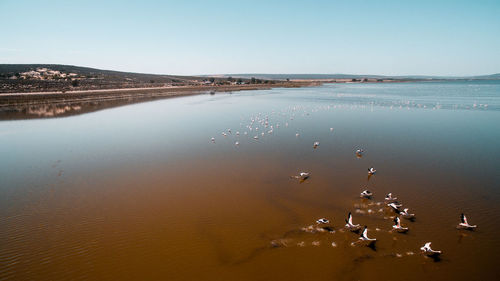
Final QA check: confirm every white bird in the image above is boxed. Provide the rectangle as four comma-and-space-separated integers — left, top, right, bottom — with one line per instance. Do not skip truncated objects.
385, 193, 398, 202
420, 242, 441, 256
400, 208, 415, 219
291, 172, 310, 181
368, 167, 376, 175
211, 137, 215, 142
313, 141, 320, 148
359, 226, 377, 245
253, 135, 259, 140
388, 202, 402, 212
227, 129, 231, 134
316, 218, 329, 224
345, 212, 361, 231
457, 213, 477, 230
392, 217, 409, 233
299, 172, 310, 179
360, 190, 373, 198
235, 141, 239, 146
222, 132, 227, 137
236, 131, 240, 136
330, 128, 334, 132
296, 133, 300, 137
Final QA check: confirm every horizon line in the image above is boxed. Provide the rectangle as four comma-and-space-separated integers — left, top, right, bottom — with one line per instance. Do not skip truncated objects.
0, 63, 498, 78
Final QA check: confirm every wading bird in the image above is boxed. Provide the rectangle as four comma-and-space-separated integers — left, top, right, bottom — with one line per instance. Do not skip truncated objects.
420, 242, 441, 257
400, 208, 415, 220
360, 190, 373, 199
316, 218, 329, 224
457, 213, 477, 230
358, 226, 377, 246
392, 217, 409, 233
345, 212, 361, 231
385, 193, 397, 202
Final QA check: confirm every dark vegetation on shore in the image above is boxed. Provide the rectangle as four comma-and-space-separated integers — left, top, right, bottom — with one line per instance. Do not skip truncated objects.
0, 64, 282, 93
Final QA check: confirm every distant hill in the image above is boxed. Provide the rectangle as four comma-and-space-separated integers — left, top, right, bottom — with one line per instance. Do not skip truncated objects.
0, 64, 202, 83
0, 64, 231, 93
216, 73, 500, 81
212, 74, 387, 80
468, 73, 500, 80
2, 65, 497, 81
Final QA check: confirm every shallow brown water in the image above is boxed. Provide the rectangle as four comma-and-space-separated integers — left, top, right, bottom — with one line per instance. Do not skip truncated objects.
1, 82, 500, 280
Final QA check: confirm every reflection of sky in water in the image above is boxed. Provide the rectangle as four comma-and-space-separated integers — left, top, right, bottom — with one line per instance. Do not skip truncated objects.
323, 80, 500, 110
1, 80, 499, 195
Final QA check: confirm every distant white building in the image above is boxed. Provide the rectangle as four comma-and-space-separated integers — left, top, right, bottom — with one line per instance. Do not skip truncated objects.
18, 68, 79, 80
20, 70, 42, 79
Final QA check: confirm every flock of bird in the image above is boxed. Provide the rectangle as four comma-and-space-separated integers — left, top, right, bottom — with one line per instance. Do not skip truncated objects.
210, 105, 332, 146
305, 150, 477, 259
209, 104, 477, 260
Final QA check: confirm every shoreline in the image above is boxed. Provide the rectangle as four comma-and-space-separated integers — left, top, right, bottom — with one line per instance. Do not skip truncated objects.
0, 78, 457, 120
0, 81, 321, 120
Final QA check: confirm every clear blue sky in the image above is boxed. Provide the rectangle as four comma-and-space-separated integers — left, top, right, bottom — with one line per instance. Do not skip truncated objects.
1, 0, 499, 76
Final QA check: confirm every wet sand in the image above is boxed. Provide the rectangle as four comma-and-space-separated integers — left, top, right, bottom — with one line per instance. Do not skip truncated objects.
0, 82, 499, 280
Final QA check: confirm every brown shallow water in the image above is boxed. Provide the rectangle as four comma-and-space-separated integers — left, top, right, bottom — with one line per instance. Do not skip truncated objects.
1, 82, 500, 280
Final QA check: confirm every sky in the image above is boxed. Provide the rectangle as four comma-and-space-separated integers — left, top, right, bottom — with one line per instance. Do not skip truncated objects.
0, 0, 499, 76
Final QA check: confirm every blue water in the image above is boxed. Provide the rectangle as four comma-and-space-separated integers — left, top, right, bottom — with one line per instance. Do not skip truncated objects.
303, 80, 500, 111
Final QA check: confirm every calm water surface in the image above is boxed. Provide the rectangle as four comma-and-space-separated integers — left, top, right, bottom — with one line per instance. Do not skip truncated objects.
1, 81, 500, 280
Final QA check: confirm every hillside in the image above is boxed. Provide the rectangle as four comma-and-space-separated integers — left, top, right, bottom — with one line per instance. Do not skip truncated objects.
0, 64, 200, 82
0, 64, 237, 93
213, 74, 387, 80
469, 73, 500, 80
